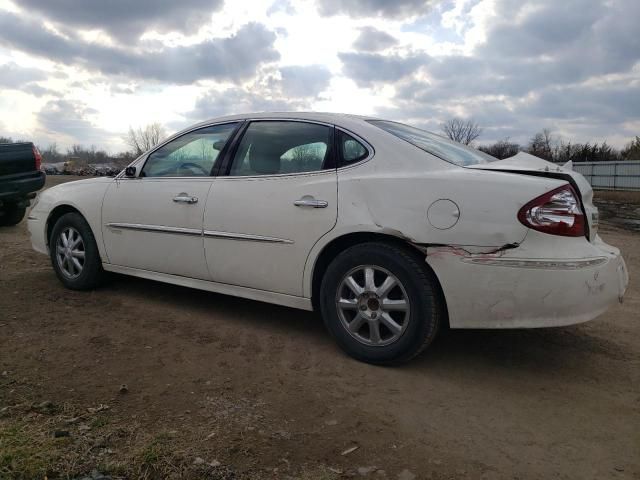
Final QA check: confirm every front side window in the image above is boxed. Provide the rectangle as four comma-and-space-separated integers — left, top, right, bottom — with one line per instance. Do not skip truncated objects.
229, 121, 331, 176
369, 120, 492, 167
141, 123, 237, 177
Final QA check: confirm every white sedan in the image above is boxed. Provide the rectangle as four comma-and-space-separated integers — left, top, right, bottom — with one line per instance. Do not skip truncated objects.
28, 113, 628, 364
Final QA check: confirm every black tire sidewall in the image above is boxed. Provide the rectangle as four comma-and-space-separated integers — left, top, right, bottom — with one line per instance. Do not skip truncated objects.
49, 212, 103, 290
0, 203, 26, 226
320, 243, 440, 364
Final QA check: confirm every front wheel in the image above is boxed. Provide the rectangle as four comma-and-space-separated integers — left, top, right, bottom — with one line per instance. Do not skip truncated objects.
49, 212, 105, 290
320, 242, 444, 365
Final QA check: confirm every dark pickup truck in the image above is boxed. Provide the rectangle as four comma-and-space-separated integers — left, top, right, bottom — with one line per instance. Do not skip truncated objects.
0, 142, 46, 226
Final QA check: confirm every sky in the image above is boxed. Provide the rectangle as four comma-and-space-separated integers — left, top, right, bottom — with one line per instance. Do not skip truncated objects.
0, 0, 638, 152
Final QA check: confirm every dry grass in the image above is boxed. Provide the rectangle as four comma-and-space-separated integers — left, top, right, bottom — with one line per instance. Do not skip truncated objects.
594, 189, 640, 205
0, 398, 342, 480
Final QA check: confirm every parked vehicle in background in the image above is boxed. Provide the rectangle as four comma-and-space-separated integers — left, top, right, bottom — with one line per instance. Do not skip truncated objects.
27, 113, 629, 364
0, 142, 46, 226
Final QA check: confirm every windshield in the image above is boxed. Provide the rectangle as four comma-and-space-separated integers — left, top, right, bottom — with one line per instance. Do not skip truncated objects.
368, 120, 494, 167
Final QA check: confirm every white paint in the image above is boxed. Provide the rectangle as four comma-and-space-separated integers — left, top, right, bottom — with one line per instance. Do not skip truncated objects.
28, 112, 628, 329
101, 177, 212, 279
203, 170, 337, 296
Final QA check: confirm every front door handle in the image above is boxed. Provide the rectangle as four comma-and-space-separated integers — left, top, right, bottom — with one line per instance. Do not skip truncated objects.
294, 196, 328, 208
173, 193, 198, 204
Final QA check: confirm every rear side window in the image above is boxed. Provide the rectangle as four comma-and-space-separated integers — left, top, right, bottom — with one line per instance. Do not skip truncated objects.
229, 121, 332, 176
368, 119, 492, 167
338, 130, 369, 166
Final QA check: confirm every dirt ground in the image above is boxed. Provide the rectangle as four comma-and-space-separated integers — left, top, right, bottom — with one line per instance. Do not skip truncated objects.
1, 176, 639, 479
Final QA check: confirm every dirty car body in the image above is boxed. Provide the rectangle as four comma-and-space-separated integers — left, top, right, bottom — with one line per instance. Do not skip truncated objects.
28, 112, 629, 363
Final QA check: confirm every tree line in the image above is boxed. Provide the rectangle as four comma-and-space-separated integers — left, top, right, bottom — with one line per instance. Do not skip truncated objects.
441, 118, 640, 162
0, 136, 136, 168
0, 123, 167, 168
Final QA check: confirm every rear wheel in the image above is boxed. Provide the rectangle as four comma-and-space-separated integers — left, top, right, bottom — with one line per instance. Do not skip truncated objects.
50, 212, 105, 290
0, 203, 26, 226
320, 242, 443, 365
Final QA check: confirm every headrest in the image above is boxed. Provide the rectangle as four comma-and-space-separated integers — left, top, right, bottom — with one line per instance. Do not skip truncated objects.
249, 142, 281, 174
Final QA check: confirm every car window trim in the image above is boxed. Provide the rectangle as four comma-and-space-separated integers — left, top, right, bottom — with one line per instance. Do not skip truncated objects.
335, 127, 375, 169
136, 121, 241, 179
217, 121, 249, 177
220, 119, 338, 178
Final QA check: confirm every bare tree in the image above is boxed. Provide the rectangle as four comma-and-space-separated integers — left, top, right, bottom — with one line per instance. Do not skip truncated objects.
478, 138, 521, 159
123, 122, 167, 156
622, 136, 640, 160
527, 128, 555, 161
441, 118, 482, 145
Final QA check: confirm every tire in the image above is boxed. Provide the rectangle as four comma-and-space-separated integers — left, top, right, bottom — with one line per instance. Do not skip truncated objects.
320, 242, 443, 365
49, 212, 105, 290
0, 203, 26, 226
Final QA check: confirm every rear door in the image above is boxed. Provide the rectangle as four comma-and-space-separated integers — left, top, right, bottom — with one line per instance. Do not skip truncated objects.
102, 123, 238, 279
203, 120, 338, 296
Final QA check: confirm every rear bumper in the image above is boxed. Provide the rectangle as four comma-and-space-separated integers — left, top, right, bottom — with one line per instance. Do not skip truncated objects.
426, 234, 628, 329
0, 171, 46, 204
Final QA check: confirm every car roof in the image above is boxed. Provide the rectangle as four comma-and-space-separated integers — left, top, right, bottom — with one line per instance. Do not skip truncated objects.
189, 111, 380, 129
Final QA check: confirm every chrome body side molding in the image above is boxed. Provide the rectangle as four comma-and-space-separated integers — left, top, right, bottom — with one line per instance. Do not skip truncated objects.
203, 230, 294, 244
106, 222, 202, 236
106, 222, 294, 244
461, 256, 608, 270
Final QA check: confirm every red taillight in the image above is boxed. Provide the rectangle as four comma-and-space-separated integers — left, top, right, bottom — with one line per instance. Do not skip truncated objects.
33, 145, 42, 171
518, 184, 585, 237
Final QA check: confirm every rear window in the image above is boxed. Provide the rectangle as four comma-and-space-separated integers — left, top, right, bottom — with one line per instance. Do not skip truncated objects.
368, 120, 493, 167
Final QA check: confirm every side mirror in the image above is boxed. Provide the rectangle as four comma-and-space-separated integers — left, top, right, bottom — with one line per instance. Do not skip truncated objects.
125, 166, 137, 177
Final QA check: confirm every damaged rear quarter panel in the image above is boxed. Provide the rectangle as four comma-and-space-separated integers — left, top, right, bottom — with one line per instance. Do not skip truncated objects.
335, 157, 565, 247
303, 137, 566, 299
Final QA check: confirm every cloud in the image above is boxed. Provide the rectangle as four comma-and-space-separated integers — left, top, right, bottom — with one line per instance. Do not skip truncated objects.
181, 65, 331, 124
352, 27, 398, 52
0, 12, 279, 84
381, 0, 640, 145
22, 84, 56, 97
338, 51, 429, 87
279, 65, 332, 97
16, 0, 224, 43
0, 62, 46, 87
0, 62, 55, 97
1, 0, 638, 150
186, 87, 308, 122
316, 0, 435, 18
524, 81, 640, 124
37, 99, 113, 145
267, 0, 296, 16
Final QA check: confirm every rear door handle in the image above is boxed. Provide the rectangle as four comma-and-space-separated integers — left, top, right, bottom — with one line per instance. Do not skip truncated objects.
173, 193, 198, 204
294, 196, 328, 208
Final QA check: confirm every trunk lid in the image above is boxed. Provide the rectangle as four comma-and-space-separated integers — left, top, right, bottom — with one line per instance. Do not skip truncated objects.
468, 152, 598, 241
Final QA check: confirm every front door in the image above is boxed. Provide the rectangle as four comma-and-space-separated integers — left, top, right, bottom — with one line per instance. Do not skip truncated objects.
102, 123, 238, 279
203, 120, 338, 296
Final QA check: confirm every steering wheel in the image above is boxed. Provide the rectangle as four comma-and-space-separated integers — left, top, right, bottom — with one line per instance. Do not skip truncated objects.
178, 162, 209, 176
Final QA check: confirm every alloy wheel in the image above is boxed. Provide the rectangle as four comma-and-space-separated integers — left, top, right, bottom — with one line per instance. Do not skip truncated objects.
336, 265, 411, 346
55, 227, 85, 279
